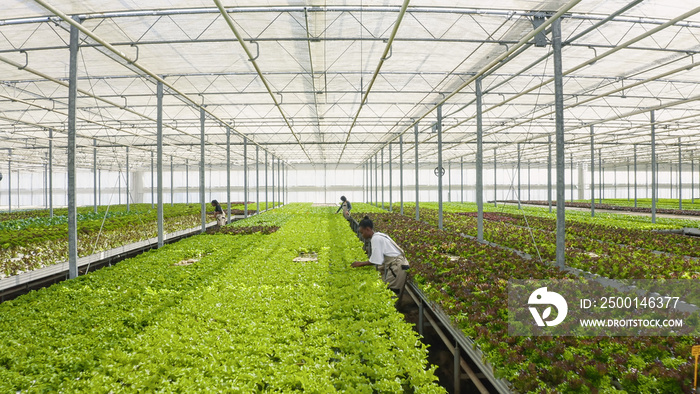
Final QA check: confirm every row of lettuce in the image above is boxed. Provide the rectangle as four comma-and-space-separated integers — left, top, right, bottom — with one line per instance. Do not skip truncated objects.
0, 202, 278, 278
0, 204, 444, 393
354, 202, 700, 393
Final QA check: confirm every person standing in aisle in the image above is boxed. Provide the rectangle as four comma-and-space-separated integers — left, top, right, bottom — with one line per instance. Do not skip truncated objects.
351, 216, 409, 294
336, 195, 352, 220
211, 200, 226, 226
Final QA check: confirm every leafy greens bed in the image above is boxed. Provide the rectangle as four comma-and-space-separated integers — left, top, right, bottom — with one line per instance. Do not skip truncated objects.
355, 209, 700, 393
0, 204, 443, 393
0, 204, 204, 278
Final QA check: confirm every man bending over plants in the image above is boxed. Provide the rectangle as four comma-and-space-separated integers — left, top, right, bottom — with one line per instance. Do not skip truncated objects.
351, 216, 409, 294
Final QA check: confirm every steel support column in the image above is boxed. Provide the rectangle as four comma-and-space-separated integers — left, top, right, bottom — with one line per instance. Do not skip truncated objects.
634, 145, 638, 207
151, 151, 154, 209
570, 153, 574, 202
437, 104, 443, 230
494, 148, 497, 207
265, 151, 268, 211
400, 135, 404, 215
548, 135, 553, 213
93, 140, 97, 213
156, 82, 165, 248
381, 148, 385, 210
678, 139, 682, 210
7, 152, 11, 213
48, 129, 53, 217
186, 160, 189, 205
448, 161, 452, 203
517, 143, 521, 209
244, 137, 248, 217
256, 145, 260, 213
476, 77, 484, 241
651, 110, 656, 223
553, 17, 566, 269
227, 126, 231, 222
599, 149, 603, 204
200, 108, 206, 232
126, 147, 130, 211
692, 151, 695, 204
170, 156, 174, 206
590, 126, 595, 217
415, 123, 420, 220
389, 143, 393, 212
527, 161, 531, 201
271, 157, 275, 208
375, 154, 378, 208
277, 156, 281, 206
67, 18, 79, 279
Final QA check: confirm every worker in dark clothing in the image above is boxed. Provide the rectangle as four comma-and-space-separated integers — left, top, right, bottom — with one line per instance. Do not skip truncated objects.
211, 200, 226, 226
351, 216, 409, 294
336, 196, 352, 220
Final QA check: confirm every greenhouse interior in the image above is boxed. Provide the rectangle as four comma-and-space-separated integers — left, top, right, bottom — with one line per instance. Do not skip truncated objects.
1, 0, 700, 393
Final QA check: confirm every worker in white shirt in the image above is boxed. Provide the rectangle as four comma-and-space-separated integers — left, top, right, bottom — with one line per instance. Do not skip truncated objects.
351, 216, 409, 293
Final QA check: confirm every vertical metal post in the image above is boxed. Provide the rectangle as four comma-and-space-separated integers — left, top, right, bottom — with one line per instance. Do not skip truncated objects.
44, 159, 47, 209
265, 150, 268, 211
227, 126, 231, 222
570, 153, 574, 202
93, 140, 97, 213
453, 341, 461, 393
367, 161, 371, 204
400, 134, 404, 215
185, 159, 189, 205
692, 151, 695, 204
277, 156, 281, 206
548, 134, 553, 213
49, 129, 53, 217
590, 126, 595, 217
126, 146, 130, 212
415, 123, 420, 220
362, 162, 370, 203
418, 299, 424, 336
389, 143, 393, 212
460, 157, 464, 204
7, 151, 11, 213
200, 108, 206, 232
476, 77, 484, 241
634, 145, 638, 207
517, 143, 521, 209
599, 149, 602, 204
374, 154, 378, 207
552, 17, 566, 269
527, 161, 531, 201
271, 156, 275, 208
67, 18, 79, 279
494, 148, 497, 207
627, 160, 630, 201
157, 82, 164, 247
448, 161, 452, 203
256, 145, 260, 214
151, 151, 154, 209
244, 137, 248, 217
170, 156, 174, 206
437, 104, 443, 230
381, 148, 385, 210
651, 110, 656, 223
679, 138, 682, 210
